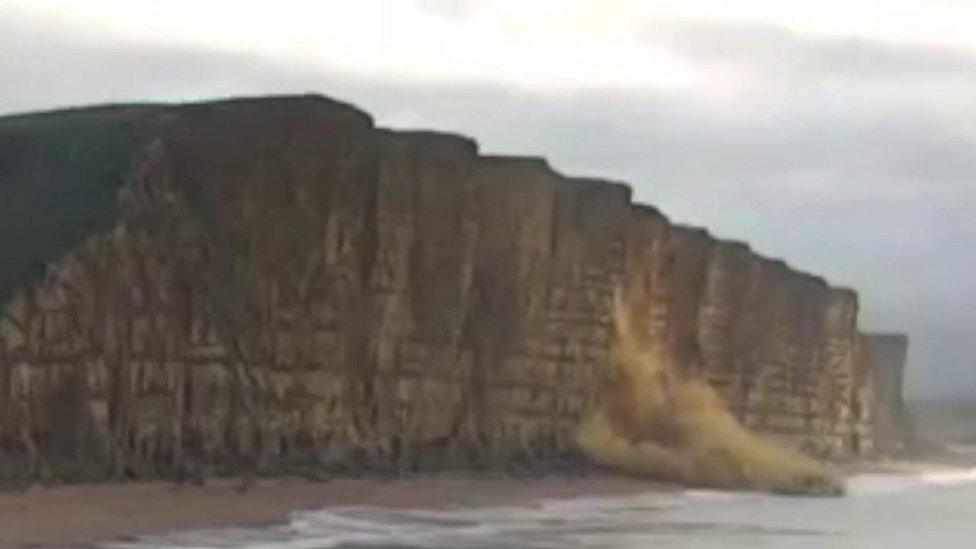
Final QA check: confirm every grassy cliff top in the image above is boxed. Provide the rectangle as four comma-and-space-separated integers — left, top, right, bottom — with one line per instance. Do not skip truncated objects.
0, 105, 160, 306
0, 94, 375, 308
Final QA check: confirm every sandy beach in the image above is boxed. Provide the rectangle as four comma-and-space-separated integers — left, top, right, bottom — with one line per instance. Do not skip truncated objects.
4, 454, 972, 548
0, 473, 667, 547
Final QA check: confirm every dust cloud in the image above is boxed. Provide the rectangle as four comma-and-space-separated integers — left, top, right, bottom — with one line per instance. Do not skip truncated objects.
576, 293, 844, 496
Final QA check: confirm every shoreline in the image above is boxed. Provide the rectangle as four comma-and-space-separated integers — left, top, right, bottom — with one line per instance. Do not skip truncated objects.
4, 455, 975, 548
0, 473, 670, 548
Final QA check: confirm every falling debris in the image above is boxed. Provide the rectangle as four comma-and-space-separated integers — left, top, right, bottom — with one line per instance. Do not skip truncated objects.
577, 293, 844, 496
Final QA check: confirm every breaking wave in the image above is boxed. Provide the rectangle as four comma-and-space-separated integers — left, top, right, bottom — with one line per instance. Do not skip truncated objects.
847, 467, 976, 496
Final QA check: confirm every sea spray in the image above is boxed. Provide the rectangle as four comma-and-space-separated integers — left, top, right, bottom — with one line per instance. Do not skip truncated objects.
576, 292, 844, 495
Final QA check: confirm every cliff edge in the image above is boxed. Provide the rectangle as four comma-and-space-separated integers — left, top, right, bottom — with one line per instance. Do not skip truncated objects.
0, 95, 909, 484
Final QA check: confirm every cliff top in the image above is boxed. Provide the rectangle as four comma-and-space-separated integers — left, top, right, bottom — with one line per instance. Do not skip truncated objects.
0, 93, 856, 309
0, 93, 371, 126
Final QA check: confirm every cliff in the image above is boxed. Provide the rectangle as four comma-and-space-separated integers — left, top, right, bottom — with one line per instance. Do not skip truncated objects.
857, 334, 913, 454
0, 95, 906, 482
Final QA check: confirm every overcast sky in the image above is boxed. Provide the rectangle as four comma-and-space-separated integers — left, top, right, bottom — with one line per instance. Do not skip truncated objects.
2, 0, 975, 397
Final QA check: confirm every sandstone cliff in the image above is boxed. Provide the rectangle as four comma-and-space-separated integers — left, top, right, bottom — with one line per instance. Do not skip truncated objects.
0, 95, 906, 482
857, 334, 913, 454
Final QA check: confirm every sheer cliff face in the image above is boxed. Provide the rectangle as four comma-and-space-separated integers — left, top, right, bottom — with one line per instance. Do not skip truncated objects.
0, 96, 888, 478
857, 334, 912, 454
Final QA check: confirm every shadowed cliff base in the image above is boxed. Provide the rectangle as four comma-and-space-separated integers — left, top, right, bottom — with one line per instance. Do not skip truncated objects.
577, 294, 844, 496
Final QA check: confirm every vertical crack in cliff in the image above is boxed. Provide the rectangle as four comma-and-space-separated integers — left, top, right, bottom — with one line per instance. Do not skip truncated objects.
577, 293, 844, 495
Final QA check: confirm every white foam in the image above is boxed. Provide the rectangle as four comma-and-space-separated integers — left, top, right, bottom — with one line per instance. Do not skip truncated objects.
947, 443, 976, 456
846, 467, 976, 496
920, 468, 976, 485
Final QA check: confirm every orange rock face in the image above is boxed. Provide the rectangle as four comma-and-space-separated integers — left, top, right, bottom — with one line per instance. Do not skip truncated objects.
0, 95, 904, 480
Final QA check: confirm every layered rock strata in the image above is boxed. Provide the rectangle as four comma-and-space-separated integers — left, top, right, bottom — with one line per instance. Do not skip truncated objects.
0, 95, 902, 480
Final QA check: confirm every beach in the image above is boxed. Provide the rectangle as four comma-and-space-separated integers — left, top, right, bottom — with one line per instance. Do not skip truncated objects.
4, 456, 976, 548
0, 473, 665, 547
109, 463, 976, 549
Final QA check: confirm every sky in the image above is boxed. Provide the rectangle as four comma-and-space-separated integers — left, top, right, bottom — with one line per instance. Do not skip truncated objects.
2, 0, 975, 397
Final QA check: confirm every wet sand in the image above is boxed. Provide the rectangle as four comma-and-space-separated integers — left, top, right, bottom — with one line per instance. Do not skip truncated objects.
5, 454, 971, 548
0, 474, 665, 547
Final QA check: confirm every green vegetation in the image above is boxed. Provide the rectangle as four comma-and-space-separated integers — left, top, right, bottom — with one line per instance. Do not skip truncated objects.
0, 105, 158, 306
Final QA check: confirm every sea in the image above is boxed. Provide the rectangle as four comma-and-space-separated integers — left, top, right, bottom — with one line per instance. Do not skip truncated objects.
108, 466, 976, 549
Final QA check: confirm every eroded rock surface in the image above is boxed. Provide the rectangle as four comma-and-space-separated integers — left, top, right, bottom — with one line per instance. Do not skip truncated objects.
0, 95, 905, 480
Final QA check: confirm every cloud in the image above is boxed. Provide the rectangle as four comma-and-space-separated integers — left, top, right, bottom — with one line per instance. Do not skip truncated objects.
645, 20, 976, 81
416, 0, 480, 18
2, 11, 975, 397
